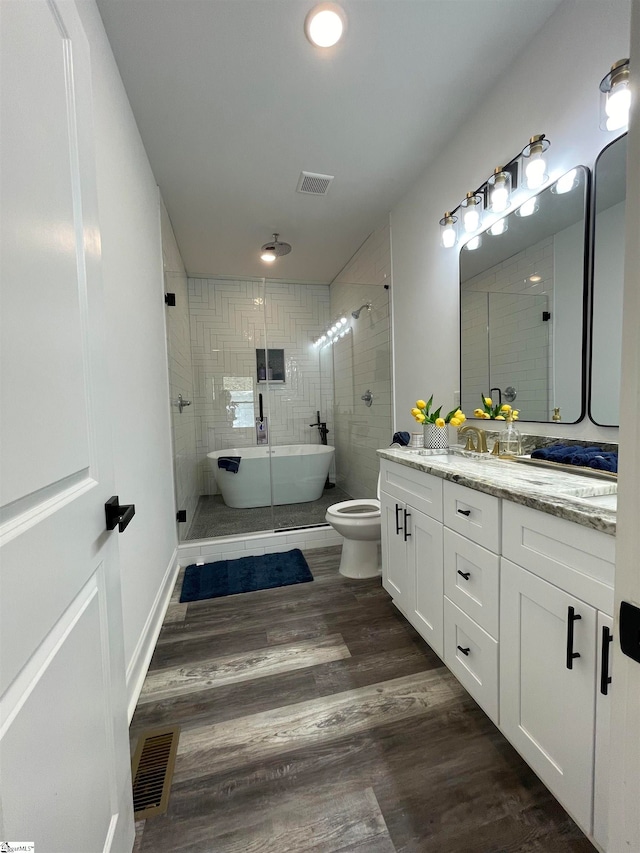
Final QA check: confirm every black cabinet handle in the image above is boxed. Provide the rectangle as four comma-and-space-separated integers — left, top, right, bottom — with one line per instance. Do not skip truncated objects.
600, 625, 613, 695
395, 504, 402, 535
457, 508, 471, 517
566, 606, 582, 669
105, 496, 136, 533
457, 645, 470, 656
457, 570, 471, 580
403, 508, 411, 540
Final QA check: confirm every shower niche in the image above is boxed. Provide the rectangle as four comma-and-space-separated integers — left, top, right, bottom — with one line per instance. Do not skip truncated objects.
256, 348, 285, 383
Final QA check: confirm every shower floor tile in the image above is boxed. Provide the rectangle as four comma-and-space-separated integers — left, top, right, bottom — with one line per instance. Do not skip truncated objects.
186, 486, 353, 540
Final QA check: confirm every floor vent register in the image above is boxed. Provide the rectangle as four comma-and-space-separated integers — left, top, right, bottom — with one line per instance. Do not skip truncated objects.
131, 726, 180, 819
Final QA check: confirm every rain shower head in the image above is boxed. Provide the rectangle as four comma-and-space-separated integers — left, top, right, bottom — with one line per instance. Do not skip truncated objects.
351, 303, 372, 319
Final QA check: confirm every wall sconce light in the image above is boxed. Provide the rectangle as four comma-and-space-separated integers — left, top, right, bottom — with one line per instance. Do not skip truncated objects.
521, 134, 550, 189
488, 167, 512, 213
439, 212, 458, 248
439, 134, 548, 248
600, 59, 631, 131
260, 233, 292, 263
461, 192, 483, 233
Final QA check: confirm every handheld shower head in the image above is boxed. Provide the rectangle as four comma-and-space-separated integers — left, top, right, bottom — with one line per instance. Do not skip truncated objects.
351, 302, 372, 319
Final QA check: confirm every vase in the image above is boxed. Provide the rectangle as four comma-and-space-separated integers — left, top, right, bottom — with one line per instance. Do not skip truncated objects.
423, 423, 449, 450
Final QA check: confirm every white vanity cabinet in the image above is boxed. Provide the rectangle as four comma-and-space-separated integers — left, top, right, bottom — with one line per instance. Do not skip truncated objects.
379, 460, 444, 656
500, 501, 615, 844
442, 482, 500, 723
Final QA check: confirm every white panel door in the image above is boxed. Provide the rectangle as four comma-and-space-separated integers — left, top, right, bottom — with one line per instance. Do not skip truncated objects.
0, 2, 134, 851
500, 558, 597, 833
407, 508, 443, 656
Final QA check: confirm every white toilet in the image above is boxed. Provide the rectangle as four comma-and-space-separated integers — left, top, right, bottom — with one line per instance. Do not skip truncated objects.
325, 475, 381, 578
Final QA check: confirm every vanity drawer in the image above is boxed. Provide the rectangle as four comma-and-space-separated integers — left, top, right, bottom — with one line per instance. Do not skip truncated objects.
444, 528, 500, 638
502, 501, 615, 614
379, 459, 443, 521
444, 597, 498, 724
443, 481, 500, 552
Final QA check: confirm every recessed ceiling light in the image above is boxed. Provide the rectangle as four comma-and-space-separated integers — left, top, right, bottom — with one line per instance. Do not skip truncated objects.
305, 3, 346, 48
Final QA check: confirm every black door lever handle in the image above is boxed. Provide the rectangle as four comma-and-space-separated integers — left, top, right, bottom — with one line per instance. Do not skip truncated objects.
105, 496, 136, 532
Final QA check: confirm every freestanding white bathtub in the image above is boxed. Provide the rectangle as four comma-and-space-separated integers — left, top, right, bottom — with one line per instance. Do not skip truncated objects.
208, 444, 335, 508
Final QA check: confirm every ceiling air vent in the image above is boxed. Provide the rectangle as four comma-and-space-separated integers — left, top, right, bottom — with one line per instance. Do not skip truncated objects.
296, 171, 334, 196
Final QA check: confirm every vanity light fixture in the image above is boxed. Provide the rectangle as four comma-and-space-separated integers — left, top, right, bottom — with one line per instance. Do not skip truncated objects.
488, 167, 512, 213
439, 134, 547, 248
304, 3, 346, 48
439, 212, 458, 248
521, 134, 550, 190
552, 168, 579, 195
313, 316, 351, 347
260, 233, 292, 263
600, 59, 631, 131
461, 192, 483, 233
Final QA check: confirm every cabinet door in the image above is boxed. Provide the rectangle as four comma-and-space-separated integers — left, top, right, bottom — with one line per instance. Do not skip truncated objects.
380, 492, 408, 611
593, 611, 614, 851
500, 559, 597, 833
406, 507, 443, 656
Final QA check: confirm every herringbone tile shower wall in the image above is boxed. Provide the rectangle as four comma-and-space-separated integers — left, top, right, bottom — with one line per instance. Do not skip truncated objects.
188, 278, 332, 494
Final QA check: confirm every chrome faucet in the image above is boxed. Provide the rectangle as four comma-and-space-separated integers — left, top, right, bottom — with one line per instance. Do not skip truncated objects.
458, 425, 488, 453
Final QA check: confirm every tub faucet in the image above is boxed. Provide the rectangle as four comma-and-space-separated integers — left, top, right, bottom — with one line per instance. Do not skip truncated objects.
309, 411, 329, 445
458, 425, 488, 453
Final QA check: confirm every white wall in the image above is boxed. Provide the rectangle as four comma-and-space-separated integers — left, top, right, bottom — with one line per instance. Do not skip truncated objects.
330, 224, 392, 498
390, 0, 631, 442
77, 1, 178, 706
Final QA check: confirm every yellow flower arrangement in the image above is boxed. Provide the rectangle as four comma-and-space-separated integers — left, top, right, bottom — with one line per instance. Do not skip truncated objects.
473, 395, 520, 420
411, 396, 467, 427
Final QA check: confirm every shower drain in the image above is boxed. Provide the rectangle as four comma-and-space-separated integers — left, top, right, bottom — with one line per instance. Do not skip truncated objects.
131, 726, 180, 819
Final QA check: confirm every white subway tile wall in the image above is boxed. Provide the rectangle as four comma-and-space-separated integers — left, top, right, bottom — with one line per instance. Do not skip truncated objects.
187, 278, 333, 494
461, 235, 554, 421
161, 201, 199, 535
330, 223, 392, 499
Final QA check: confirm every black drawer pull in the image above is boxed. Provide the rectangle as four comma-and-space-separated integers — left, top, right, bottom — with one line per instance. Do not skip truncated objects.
457, 645, 470, 656
566, 606, 582, 669
600, 625, 613, 695
395, 503, 402, 535
457, 508, 471, 517
403, 508, 411, 540
457, 570, 471, 580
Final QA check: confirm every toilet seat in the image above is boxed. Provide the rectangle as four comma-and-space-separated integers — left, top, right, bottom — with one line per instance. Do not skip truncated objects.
326, 499, 380, 518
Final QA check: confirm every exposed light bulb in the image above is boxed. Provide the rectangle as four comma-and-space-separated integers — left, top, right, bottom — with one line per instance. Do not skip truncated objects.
340, 317, 347, 324
491, 185, 509, 213
463, 206, 480, 233
606, 85, 631, 130
327, 329, 334, 336
526, 156, 546, 189
518, 197, 538, 217
260, 250, 276, 263
442, 223, 456, 248
466, 235, 482, 251
555, 169, 577, 194
305, 5, 345, 48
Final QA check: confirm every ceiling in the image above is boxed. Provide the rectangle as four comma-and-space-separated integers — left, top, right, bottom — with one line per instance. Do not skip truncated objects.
96, 0, 562, 283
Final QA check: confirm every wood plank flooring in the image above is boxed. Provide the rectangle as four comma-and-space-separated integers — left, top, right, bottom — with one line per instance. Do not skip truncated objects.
130, 546, 596, 853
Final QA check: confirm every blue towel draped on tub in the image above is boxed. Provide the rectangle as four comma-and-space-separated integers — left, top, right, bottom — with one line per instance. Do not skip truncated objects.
218, 456, 241, 474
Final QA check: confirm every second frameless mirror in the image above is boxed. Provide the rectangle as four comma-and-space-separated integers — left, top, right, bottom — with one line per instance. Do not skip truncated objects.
460, 166, 589, 423
590, 134, 626, 427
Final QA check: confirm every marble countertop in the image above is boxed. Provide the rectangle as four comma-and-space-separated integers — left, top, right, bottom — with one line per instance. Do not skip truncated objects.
377, 448, 617, 536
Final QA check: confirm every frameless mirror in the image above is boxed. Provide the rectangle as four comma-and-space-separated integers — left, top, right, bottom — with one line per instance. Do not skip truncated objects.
590, 135, 626, 426
460, 165, 589, 423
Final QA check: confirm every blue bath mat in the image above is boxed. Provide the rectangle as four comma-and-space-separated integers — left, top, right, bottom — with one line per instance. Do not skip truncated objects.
179, 548, 313, 602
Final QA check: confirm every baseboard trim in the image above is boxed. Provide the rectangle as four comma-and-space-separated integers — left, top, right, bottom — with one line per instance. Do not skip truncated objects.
125, 547, 180, 722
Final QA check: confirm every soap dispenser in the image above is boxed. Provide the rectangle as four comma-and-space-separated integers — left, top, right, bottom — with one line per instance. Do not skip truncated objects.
502, 412, 522, 456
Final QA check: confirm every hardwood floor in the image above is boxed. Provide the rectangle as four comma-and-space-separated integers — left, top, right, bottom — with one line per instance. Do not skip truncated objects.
130, 546, 595, 853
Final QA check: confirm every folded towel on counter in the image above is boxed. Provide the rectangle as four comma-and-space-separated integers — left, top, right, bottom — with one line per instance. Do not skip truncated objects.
218, 456, 241, 473
531, 445, 617, 471
392, 431, 411, 447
